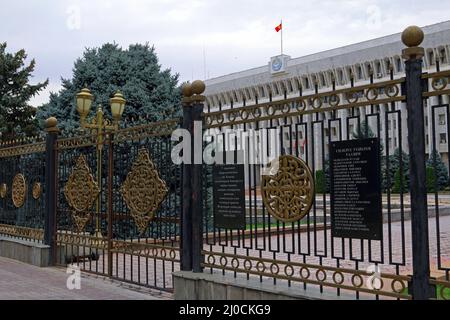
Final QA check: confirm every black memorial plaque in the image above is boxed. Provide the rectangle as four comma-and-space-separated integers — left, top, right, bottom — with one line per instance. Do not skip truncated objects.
213, 164, 246, 230
330, 138, 382, 240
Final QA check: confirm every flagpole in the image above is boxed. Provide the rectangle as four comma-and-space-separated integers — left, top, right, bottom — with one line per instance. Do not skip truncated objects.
281, 19, 283, 55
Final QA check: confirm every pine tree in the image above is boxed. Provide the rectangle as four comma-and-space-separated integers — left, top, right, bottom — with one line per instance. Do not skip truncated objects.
36, 43, 181, 132
426, 150, 449, 191
387, 148, 409, 192
352, 120, 375, 139
0, 42, 48, 140
426, 166, 436, 193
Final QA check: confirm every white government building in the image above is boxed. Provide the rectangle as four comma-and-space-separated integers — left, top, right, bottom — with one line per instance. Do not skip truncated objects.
204, 20, 450, 170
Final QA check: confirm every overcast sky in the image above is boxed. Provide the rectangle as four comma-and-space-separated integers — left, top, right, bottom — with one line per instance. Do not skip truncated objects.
1, 0, 450, 107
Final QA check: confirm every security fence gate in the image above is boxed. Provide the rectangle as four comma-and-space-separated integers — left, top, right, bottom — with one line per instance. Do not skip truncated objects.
53, 119, 182, 290
0, 26, 449, 299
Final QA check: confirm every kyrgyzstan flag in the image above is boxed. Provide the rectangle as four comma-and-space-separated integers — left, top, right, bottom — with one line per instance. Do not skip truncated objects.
275, 22, 282, 32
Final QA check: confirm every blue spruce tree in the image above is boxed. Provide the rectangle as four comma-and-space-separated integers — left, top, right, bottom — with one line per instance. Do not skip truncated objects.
36, 43, 181, 132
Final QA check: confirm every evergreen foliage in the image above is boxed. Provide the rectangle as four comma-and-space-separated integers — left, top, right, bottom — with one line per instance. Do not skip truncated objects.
426, 150, 449, 191
0, 42, 48, 140
36, 43, 181, 132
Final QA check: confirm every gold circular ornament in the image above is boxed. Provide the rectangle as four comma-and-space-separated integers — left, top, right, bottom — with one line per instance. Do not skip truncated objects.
12, 174, 27, 208
432, 77, 448, 91
261, 155, 315, 222
32, 182, 42, 200
0, 183, 7, 199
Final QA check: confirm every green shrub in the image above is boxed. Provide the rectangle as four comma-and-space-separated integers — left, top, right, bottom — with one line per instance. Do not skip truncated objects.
315, 170, 326, 194
392, 169, 407, 194
426, 166, 436, 193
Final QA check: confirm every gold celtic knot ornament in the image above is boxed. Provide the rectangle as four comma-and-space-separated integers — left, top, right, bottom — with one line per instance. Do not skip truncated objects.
12, 174, 27, 208
121, 148, 168, 234
32, 182, 42, 200
64, 155, 100, 232
0, 183, 7, 199
261, 155, 315, 222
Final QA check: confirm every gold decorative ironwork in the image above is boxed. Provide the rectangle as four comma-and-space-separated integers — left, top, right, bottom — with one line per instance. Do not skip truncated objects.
203, 78, 405, 129
120, 148, 168, 234
56, 134, 98, 150
32, 182, 42, 200
0, 183, 7, 199
12, 174, 26, 208
64, 155, 100, 232
261, 155, 314, 222
0, 142, 46, 159
422, 70, 450, 97
0, 224, 44, 241
202, 250, 412, 299
113, 118, 180, 143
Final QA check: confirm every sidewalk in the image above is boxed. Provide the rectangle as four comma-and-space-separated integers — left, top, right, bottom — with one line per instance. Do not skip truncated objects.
0, 257, 173, 300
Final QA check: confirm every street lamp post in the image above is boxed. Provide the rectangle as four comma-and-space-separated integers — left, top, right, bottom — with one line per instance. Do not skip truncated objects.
75, 87, 126, 242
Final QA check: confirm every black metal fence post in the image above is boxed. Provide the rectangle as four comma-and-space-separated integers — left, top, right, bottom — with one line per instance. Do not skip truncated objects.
191, 80, 205, 273
402, 26, 434, 300
44, 117, 59, 266
181, 84, 193, 271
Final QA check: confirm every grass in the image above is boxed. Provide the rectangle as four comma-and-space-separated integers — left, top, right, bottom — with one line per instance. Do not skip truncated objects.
402, 284, 450, 300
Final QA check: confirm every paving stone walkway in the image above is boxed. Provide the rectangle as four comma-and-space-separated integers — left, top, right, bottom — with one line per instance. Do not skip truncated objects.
0, 257, 173, 300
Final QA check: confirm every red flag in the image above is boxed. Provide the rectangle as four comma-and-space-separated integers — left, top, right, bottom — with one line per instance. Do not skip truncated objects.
275, 23, 282, 32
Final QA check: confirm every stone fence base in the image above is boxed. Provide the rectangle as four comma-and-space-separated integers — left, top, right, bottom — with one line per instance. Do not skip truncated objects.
173, 271, 354, 300
0, 237, 51, 267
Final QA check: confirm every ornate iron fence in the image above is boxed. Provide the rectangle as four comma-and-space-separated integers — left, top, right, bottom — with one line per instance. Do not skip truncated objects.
53, 119, 182, 291
0, 138, 46, 243
177, 27, 450, 300
0, 25, 449, 300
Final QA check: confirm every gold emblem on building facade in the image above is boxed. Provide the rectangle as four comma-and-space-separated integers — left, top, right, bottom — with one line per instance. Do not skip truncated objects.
121, 148, 168, 234
64, 155, 100, 232
261, 155, 315, 222
12, 174, 27, 208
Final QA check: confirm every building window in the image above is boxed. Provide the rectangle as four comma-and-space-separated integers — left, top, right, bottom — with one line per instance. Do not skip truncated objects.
338, 69, 344, 84
426, 134, 429, 145
376, 61, 382, 74
304, 78, 310, 89
440, 48, 447, 64
273, 84, 279, 96
429, 51, 435, 65
388, 138, 392, 149
332, 127, 337, 136
357, 66, 363, 79
388, 120, 392, 130
287, 80, 293, 93
397, 58, 403, 72
260, 86, 265, 98
439, 114, 446, 125
440, 133, 447, 144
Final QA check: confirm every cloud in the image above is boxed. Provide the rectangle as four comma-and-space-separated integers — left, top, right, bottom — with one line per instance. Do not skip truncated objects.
1, 0, 450, 107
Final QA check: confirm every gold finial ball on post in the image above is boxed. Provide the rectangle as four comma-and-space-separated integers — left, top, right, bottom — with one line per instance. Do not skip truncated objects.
182, 83, 193, 97
45, 117, 59, 132
401, 25, 424, 48
45, 117, 57, 128
191, 80, 206, 95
